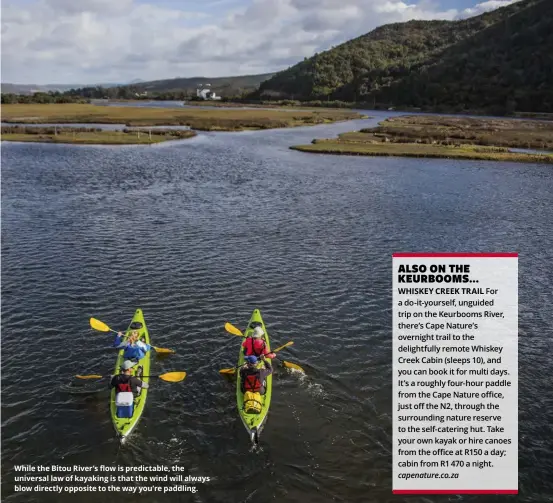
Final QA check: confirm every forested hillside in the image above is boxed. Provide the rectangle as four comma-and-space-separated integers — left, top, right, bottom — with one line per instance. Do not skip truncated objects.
128, 74, 274, 95
65, 73, 275, 101
375, 0, 553, 113
254, 0, 552, 114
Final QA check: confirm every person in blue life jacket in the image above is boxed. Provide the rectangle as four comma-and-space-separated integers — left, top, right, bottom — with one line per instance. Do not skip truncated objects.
240, 355, 273, 395
113, 330, 151, 361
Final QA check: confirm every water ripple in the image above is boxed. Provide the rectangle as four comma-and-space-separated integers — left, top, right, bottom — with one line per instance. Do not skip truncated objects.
2, 112, 553, 502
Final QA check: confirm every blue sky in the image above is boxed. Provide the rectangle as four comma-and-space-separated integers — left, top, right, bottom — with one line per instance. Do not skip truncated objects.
1, 0, 520, 84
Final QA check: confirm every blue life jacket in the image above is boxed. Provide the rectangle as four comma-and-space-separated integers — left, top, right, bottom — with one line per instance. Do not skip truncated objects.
123, 344, 148, 360
113, 335, 150, 361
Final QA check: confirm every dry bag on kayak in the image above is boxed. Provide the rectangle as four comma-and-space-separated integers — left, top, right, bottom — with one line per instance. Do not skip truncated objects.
115, 391, 134, 418
244, 391, 262, 414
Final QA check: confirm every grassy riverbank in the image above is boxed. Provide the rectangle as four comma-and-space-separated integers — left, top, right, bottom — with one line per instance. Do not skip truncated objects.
1, 126, 197, 145
1, 103, 363, 130
291, 115, 553, 163
291, 142, 553, 163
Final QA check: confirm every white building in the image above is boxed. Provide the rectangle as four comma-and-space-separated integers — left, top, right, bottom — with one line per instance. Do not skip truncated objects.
196, 84, 222, 100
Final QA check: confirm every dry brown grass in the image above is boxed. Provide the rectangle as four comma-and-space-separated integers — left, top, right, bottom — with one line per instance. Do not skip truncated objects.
1, 103, 362, 130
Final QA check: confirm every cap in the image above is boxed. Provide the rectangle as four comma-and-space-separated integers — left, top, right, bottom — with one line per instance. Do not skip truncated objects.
121, 360, 136, 371
245, 355, 258, 364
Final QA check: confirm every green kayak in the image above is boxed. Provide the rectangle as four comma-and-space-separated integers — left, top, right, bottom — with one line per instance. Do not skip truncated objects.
236, 309, 272, 445
110, 308, 151, 443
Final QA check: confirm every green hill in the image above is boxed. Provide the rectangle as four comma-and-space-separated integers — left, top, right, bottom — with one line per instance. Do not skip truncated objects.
113, 73, 275, 99
1, 74, 275, 99
1, 72, 276, 103
375, 0, 553, 114
254, 0, 552, 114
43, 73, 276, 101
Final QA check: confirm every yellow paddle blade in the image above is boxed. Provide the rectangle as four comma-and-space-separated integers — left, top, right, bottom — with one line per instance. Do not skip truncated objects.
90, 318, 111, 332
153, 346, 175, 354
283, 361, 305, 373
219, 368, 236, 375
273, 341, 294, 353
225, 322, 243, 337
75, 374, 104, 379
158, 372, 186, 382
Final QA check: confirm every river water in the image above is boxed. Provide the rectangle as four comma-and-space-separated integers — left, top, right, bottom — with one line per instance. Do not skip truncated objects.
2, 111, 553, 503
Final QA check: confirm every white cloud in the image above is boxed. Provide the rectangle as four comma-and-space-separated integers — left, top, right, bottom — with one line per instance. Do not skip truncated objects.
43, 0, 134, 15
457, 0, 520, 18
0, 0, 520, 84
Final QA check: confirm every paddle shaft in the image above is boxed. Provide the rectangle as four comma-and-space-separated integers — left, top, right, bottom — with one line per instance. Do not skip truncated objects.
110, 327, 171, 354
222, 322, 300, 372
76, 374, 157, 379
219, 340, 293, 373
76, 372, 186, 382
90, 318, 174, 354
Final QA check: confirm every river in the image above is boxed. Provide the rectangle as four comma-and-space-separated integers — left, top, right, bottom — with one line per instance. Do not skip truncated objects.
2, 111, 552, 503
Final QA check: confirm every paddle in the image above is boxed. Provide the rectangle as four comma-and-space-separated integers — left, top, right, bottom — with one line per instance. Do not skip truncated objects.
224, 321, 304, 371
224, 322, 243, 337
75, 371, 186, 383
224, 321, 305, 372
90, 318, 175, 354
219, 340, 304, 374
281, 361, 304, 372
272, 341, 294, 353
219, 341, 293, 371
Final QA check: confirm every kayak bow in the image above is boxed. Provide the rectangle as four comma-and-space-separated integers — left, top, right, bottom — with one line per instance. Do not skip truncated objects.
236, 309, 272, 445
110, 308, 151, 443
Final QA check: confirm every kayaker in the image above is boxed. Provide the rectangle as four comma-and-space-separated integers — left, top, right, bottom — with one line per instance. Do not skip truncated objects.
240, 355, 273, 395
114, 330, 151, 362
110, 360, 149, 395
242, 326, 276, 359
110, 360, 149, 418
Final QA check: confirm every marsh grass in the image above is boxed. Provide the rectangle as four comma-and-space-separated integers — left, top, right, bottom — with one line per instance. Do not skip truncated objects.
290, 141, 553, 163
358, 115, 553, 150
1, 103, 362, 130
291, 115, 553, 163
1, 125, 197, 144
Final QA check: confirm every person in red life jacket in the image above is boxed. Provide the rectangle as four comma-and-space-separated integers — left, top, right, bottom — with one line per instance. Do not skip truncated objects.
110, 360, 149, 418
240, 355, 273, 395
242, 326, 276, 360
110, 360, 149, 395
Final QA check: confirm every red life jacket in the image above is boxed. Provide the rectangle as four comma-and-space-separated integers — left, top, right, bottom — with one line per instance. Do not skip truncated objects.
243, 370, 262, 392
116, 375, 132, 393
244, 338, 266, 357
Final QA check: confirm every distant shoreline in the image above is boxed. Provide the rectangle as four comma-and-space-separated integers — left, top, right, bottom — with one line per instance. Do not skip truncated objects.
90, 99, 553, 121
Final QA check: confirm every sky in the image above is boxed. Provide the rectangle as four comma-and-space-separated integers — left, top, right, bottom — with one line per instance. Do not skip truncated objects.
1, 0, 521, 84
